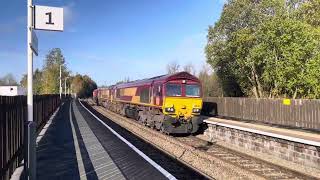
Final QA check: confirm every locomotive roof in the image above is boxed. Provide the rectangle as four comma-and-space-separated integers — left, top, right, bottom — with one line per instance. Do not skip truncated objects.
115, 71, 199, 89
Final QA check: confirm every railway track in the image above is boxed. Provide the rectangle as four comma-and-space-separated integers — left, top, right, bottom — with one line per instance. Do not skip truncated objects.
177, 136, 316, 180
84, 100, 317, 180
81, 100, 209, 180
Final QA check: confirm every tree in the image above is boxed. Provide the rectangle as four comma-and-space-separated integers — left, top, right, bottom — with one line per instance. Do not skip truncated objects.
183, 63, 196, 75
71, 74, 97, 98
124, 77, 130, 83
198, 65, 224, 97
0, 74, 18, 86
18, 48, 96, 96
206, 0, 320, 98
166, 62, 180, 74
20, 69, 43, 94
252, 17, 320, 98
71, 74, 84, 97
41, 48, 69, 94
295, 0, 320, 27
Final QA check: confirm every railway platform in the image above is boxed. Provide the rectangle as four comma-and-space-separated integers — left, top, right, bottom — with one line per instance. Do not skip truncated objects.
33, 99, 175, 180
203, 117, 320, 178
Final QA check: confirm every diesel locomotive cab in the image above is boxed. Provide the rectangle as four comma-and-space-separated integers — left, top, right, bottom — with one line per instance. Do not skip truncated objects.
162, 79, 203, 134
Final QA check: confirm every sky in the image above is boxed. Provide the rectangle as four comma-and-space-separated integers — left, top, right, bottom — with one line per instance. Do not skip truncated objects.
0, 0, 224, 86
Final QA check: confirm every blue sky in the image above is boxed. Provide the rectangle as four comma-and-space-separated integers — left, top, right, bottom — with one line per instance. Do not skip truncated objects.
0, 0, 224, 86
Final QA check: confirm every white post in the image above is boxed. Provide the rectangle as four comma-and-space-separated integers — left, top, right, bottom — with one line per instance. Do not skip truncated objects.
27, 1, 33, 123
70, 84, 73, 98
27, 0, 36, 179
60, 65, 62, 99
64, 77, 67, 96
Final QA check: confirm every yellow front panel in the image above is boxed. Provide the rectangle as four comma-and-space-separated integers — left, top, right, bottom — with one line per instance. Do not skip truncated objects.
163, 97, 202, 119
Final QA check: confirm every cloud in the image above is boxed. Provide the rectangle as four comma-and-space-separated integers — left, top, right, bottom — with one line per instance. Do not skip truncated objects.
63, 2, 77, 32
63, 2, 75, 23
0, 16, 26, 33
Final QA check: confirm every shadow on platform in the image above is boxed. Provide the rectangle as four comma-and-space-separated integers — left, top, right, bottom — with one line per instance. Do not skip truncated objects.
36, 100, 98, 180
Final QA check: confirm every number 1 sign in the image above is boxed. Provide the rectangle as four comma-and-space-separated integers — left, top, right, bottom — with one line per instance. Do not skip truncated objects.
34, 5, 63, 31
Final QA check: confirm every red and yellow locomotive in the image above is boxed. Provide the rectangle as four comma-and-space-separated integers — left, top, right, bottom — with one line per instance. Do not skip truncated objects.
93, 72, 203, 134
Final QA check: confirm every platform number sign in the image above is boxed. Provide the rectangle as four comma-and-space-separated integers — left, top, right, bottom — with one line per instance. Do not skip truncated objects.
34, 5, 64, 31
45, 12, 54, 25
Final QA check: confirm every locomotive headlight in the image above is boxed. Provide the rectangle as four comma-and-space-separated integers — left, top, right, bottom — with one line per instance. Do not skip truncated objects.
192, 108, 201, 113
165, 107, 175, 113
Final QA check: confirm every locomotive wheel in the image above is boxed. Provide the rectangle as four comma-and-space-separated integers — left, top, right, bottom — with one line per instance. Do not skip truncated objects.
160, 124, 165, 133
160, 124, 169, 135
134, 110, 139, 121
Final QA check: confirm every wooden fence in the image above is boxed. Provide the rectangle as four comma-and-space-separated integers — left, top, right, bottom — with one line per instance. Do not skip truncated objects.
203, 97, 320, 130
0, 95, 61, 180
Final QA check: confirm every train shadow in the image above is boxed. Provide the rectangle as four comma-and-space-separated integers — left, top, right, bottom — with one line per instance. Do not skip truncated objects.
201, 101, 218, 116
195, 141, 215, 151
170, 123, 208, 137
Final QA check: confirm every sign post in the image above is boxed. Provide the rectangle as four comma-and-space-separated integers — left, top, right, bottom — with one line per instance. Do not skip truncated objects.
26, 1, 63, 179
26, 1, 36, 179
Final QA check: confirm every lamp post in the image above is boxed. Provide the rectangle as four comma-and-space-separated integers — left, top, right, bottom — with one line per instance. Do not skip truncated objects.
70, 83, 73, 98
65, 77, 68, 97
60, 65, 62, 99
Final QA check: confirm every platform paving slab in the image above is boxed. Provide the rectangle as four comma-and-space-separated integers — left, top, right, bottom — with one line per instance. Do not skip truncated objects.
35, 100, 169, 180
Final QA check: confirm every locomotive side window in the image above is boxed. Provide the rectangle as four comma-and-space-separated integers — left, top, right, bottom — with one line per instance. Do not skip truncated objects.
166, 84, 181, 96
154, 84, 162, 96
157, 85, 162, 96
186, 84, 200, 97
116, 89, 120, 98
140, 87, 150, 103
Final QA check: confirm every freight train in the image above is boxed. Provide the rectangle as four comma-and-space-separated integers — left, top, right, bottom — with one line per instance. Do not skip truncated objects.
93, 72, 203, 134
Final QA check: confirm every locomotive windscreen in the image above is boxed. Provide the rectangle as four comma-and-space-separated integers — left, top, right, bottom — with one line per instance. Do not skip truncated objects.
186, 84, 200, 97
166, 84, 182, 96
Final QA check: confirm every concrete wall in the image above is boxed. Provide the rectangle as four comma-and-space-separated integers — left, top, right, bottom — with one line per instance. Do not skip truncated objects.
204, 124, 320, 170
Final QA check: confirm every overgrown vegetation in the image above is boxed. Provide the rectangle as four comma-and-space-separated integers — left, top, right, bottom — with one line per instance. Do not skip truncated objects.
205, 0, 320, 98
0, 73, 18, 86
